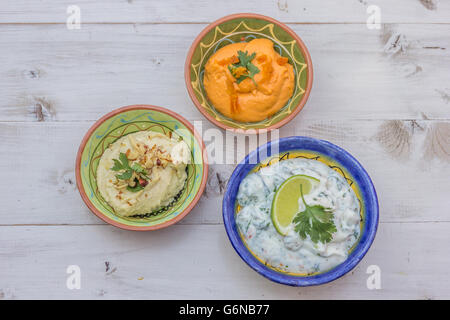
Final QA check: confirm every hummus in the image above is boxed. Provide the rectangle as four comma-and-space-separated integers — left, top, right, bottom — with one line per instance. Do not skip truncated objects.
203, 38, 295, 123
97, 131, 190, 217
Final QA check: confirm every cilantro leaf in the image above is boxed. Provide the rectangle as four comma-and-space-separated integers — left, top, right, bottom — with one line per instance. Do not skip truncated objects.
119, 153, 130, 168
111, 152, 130, 171
111, 152, 150, 187
237, 50, 256, 66
293, 185, 337, 244
131, 162, 151, 180
235, 73, 248, 84
247, 62, 260, 77
111, 159, 124, 171
131, 162, 145, 173
126, 180, 144, 193
116, 169, 132, 180
228, 50, 260, 86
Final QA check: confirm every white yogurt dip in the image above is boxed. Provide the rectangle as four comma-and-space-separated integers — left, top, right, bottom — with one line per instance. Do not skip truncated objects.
236, 158, 361, 274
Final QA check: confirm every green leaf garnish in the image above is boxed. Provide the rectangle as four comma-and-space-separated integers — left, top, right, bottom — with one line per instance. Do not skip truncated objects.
293, 185, 337, 244
111, 152, 130, 171
126, 178, 144, 193
228, 50, 260, 86
238, 50, 256, 66
111, 159, 123, 171
116, 170, 132, 180
111, 152, 150, 188
131, 162, 145, 173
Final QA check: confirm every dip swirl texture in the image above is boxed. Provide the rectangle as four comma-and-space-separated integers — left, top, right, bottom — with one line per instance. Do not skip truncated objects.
236, 158, 361, 274
97, 131, 190, 217
203, 38, 295, 122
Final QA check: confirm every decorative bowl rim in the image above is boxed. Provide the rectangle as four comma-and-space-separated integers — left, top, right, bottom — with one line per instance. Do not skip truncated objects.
75, 104, 209, 231
184, 13, 314, 133
222, 136, 379, 286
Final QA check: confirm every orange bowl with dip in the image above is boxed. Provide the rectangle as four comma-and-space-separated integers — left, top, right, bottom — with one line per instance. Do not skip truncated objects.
185, 13, 313, 132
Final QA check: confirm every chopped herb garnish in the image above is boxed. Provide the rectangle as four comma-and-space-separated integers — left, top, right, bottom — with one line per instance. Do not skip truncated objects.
116, 170, 132, 180
293, 185, 337, 244
111, 152, 130, 172
228, 50, 260, 86
126, 180, 144, 193
131, 162, 150, 180
111, 152, 149, 192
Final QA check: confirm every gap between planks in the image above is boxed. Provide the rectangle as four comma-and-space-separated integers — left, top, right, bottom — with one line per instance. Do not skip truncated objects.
0, 221, 448, 227
1, 119, 450, 123
0, 22, 449, 26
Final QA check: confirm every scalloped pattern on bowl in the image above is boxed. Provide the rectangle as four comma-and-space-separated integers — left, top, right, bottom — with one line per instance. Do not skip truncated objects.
223, 136, 379, 286
185, 13, 313, 131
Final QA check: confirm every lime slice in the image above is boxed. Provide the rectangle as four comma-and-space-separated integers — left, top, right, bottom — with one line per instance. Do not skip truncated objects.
271, 175, 320, 236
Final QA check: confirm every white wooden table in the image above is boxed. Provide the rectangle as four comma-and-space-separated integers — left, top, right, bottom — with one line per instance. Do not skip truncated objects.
1, 0, 449, 300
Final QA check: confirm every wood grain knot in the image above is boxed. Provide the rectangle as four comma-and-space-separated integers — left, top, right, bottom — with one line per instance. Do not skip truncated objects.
424, 123, 450, 162
419, 0, 438, 10
205, 165, 233, 198
31, 97, 55, 122
376, 120, 412, 160
383, 31, 408, 56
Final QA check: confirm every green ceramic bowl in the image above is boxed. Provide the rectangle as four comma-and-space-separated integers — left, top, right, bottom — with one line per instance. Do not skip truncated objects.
75, 105, 208, 231
185, 13, 313, 132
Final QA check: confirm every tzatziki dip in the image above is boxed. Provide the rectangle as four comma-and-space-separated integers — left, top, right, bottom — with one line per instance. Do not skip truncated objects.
236, 157, 361, 274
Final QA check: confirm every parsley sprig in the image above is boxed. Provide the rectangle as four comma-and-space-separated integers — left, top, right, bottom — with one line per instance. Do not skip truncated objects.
228, 50, 260, 86
111, 152, 149, 192
293, 185, 337, 244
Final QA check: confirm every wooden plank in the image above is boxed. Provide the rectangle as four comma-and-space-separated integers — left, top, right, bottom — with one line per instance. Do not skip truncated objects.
0, 119, 449, 225
1, 1, 449, 301
0, 23, 449, 122
0, 223, 448, 299
1, 0, 449, 24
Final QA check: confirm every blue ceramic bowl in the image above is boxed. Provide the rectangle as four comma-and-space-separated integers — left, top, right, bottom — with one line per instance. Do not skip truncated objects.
223, 136, 378, 286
